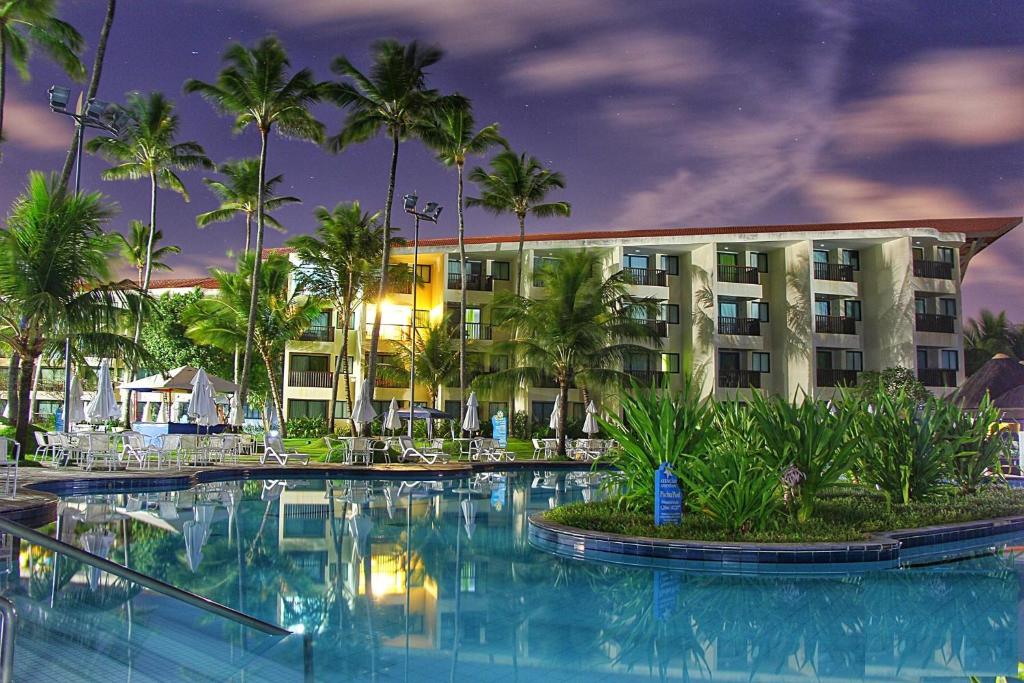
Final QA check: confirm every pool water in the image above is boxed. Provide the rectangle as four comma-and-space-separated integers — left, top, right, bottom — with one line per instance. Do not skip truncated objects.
12, 469, 1024, 681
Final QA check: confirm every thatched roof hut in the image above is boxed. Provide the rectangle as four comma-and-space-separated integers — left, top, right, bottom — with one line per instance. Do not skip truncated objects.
952, 353, 1024, 409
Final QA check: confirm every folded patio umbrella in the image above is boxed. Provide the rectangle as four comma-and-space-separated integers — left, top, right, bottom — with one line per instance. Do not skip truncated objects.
460, 498, 477, 540
549, 394, 563, 432
183, 520, 211, 572
462, 392, 480, 433
187, 368, 219, 427
383, 398, 402, 434
66, 375, 86, 425
85, 359, 120, 423
81, 529, 115, 591
227, 394, 244, 427
350, 379, 377, 434
582, 401, 599, 435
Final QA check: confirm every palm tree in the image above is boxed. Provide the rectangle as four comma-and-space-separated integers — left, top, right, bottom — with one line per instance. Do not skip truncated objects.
467, 149, 571, 296
323, 39, 445, 396
964, 309, 1022, 375
185, 36, 324, 418
0, 0, 85, 149
196, 158, 302, 253
116, 220, 180, 287
183, 253, 323, 437
86, 91, 211, 301
57, 0, 116, 189
394, 317, 462, 409
287, 202, 388, 430
0, 172, 147, 454
420, 100, 506, 429
474, 251, 660, 456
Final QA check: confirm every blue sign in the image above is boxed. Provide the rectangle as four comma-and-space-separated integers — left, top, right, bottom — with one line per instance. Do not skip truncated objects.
652, 570, 680, 621
55, 406, 64, 433
491, 411, 508, 447
490, 476, 506, 511
654, 462, 683, 526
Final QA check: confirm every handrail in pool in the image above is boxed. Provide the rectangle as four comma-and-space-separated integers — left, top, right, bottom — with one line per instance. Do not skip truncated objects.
0, 516, 290, 637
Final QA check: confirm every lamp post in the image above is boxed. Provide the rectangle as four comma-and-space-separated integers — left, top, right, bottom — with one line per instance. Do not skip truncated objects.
402, 194, 443, 438
48, 86, 125, 432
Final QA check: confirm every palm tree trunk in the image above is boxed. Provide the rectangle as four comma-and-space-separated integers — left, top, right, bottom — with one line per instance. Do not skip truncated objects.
244, 212, 252, 254
58, 0, 116, 190
510, 213, 528, 426
457, 162, 467, 432
238, 128, 269, 415
557, 379, 569, 457
0, 27, 7, 150
140, 172, 158, 296
5, 353, 19, 423
343, 275, 355, 434
15, 351, 36, 458
330, 297, 345, 433
366, 132, 400, 398
262, 351, 286, 438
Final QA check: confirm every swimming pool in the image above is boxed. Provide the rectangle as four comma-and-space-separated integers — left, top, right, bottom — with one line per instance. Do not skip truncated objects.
8, 469, 1024, 681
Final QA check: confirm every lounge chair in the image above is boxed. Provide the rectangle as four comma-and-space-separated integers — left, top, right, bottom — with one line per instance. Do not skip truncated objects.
397, 436, 446, 465
531, 438, 545, 460
261, 435, 311, 466
0, 437, 19, 498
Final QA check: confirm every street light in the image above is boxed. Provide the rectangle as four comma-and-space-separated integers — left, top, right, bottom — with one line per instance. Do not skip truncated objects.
402, 194, 443, 438
48, 86, 126, 432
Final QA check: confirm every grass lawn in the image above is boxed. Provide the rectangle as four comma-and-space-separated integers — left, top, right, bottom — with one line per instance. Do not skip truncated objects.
282, 436, 560, 463
544, 487, 1024, 543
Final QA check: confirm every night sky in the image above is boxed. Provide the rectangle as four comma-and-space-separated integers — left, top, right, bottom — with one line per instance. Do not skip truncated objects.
1, 1, 1022, 316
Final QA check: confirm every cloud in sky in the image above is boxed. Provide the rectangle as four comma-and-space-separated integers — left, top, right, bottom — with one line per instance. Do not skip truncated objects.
802, 173, 983, 222
3, 93, 70, 152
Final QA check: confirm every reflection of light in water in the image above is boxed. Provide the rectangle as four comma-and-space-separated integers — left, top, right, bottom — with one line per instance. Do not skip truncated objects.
368, 550, 407, 597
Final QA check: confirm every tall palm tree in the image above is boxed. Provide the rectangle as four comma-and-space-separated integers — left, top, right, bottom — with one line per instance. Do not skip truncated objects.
185, 36, 324, 417
0, 0, 85, 149
57, 0, 116, 189
0, 172, 147, 453
183, 253, 323, 437
964, 309, 1022, 375
394, 317, 462, 410
467, 149, 571, 296
287, 202, 388, 430
323, 39, 445, 396
475, 251, 660, 456
196, 158, 302, 253
86, 91, 211, 301
116, 220, 180, 287
420, 100, 506, 429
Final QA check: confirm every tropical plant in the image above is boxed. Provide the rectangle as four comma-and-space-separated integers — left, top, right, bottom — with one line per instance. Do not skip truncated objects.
116, 220, 179, 287
420, 99, 506, 426
287, 202, 390, 429
948, 394, 1008, 495
467, 149, 571, 296
477, 250, 660, 455
0, 172, 147, 453
182, 252, 323, 436
598, 376, 715, 510
185, 35, 324, 419
0, 0, 85, 148
964, 309, 1023, 375
195, 158, 301, 253
323, 38, 445, 394
138, 290, 237, 380
744, 391, 861, 522
852, 365, 930, 403
286, 415, 328, 439
392, 316, 463, 409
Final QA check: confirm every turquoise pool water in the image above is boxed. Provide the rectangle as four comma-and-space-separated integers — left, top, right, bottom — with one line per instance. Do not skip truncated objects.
10, 469, 1024, 681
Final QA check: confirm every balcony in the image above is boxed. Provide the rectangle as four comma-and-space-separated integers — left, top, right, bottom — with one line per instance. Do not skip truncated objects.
817, 368, 858, 387
915, 313, 955, 334
623, 267, 667, 287
813, 262, 854, 282
288, 370, 333, 388
913, 259, 954, 280
35, 379, 65, 393
390, 280, 412, 295
717, 370, 761, 389
365, 323, 411, 342
462, 322, 493, 340
815, 315, 856, 335
447, 273, 493, 291
918, 368, 957, 387
641, 319, 668, 337
626, 369, 667, 385
374, 374, 408, 389
297, 324, 334, 342
718, 317, 761, 336
717, 264, 760, 285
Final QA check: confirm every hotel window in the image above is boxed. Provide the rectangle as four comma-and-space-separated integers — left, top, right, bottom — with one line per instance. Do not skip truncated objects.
751, 301, 769, 322
491, 261, 510, 280
35, 400, 61, 416
661, 303, 680, 324
444, 400, 461, 419
844, 300, 862, 321
488, 402, 508, 418
532, 257, 559, 286
531, 401, 555, 425
490, 354, 509, 372
841, 249, 860, 270
814, 298, 831, 316
817, 349, 833, 369
940, 298, 957, 316
337, 312, 356, 329
662, 353, 681, 373
415, 264, 431, 283
915, 298, 927, 314
937, 247, 956, 264
813, 249, 829, 264
847, 351, 863, 372
916, 348, 929, 369
659, 254, 679, 276
749, 252, 768, 273
288, 399, 328, 420
625, 253, 650, 270
290, 354, 329, 372
751, 352, 771, 373
941, 350, 959, 370
717, 251, 739, 266
333, 401, 350, 419
719, 298, 739, 318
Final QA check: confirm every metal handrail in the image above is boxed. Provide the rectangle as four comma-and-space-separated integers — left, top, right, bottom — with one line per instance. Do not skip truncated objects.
0, 517, 289, 637
0, 596, 14, 683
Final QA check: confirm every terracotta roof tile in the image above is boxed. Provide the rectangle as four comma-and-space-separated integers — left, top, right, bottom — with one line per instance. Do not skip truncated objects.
149, 276, 219, 290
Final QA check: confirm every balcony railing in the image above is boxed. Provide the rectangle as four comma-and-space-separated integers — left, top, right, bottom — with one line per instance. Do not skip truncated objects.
717, 264, 760, 285
365, 323, 411, 341
390, 280, 412, 295
640, 319, 668, 337
718, 317, 761, 336
918, 368, 957, 387
374, 374, 408, 388
915, 313, 955, 333
623, 267, 668, 287
626, 369, 667, 384
815, 315, 856, 335
813, 262, 854, 282
297, 325, 334, 342
35, 379, 65, 393
288, 370, 333, 388
462, 322, 493, 340
816, 368, 859, 387
717, 370, 761, 389
447, 273, 493, 291
913, 259, 954, 280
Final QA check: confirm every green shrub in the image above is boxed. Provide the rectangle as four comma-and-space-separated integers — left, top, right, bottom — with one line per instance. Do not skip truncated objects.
286, 416, 328, 438
949, 394, 1008, 494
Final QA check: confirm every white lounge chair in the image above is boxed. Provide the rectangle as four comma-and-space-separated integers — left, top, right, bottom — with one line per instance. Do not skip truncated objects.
531, 438, 545, 460
261, 435, 311, 466
0, 437, 19, 498
397, 436, 446, 465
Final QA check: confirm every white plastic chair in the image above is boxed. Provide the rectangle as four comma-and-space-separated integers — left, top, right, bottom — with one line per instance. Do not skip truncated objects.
531, 438, 545, 460
0, 437, 19, 498
155, 434, 182, 469
121, 432, 157, 469
261, 435, 310, 466
34, 432, 52, 462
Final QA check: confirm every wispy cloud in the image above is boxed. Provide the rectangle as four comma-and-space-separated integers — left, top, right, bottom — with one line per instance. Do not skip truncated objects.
3, 93, 70, 151
802, 173, 982, 222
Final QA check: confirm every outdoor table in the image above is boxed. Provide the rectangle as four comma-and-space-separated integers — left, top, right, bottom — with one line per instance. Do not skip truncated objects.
452, 438, 475, 461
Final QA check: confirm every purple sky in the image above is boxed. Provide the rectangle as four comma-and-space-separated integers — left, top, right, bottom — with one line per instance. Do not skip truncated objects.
2, 0, 1023, 317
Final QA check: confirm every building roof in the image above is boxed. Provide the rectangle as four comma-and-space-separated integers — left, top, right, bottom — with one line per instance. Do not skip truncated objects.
148, 276, 219, 290
952, 353, 1024, 409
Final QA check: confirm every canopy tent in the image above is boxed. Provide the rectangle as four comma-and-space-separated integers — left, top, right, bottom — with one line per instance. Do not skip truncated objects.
380, 407, 454, 439
121, 366, 239, 394
123, 366, 238, 433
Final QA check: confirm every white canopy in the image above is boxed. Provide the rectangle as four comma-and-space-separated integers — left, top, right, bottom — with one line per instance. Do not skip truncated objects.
462, 392, 480, 433
86, 359, 120, 423
121, 366, 238, 394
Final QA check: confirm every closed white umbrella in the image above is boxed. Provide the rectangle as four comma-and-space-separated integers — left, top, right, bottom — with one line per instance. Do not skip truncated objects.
227, 394, 244, 427
183, 519, 211, 572
460, 498, 477, 540
187, 368, 219, 427
462, 392, 480, 434
86, 359, 120, 424
66, 375, 86, 425
383, 398, 402, 434
351, 379, 377, 434
549, 394, 563, 432
156, 400, 168, 423
81, 529, 115, 591
582, 401, 599, 435
1, 401, 8, 420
